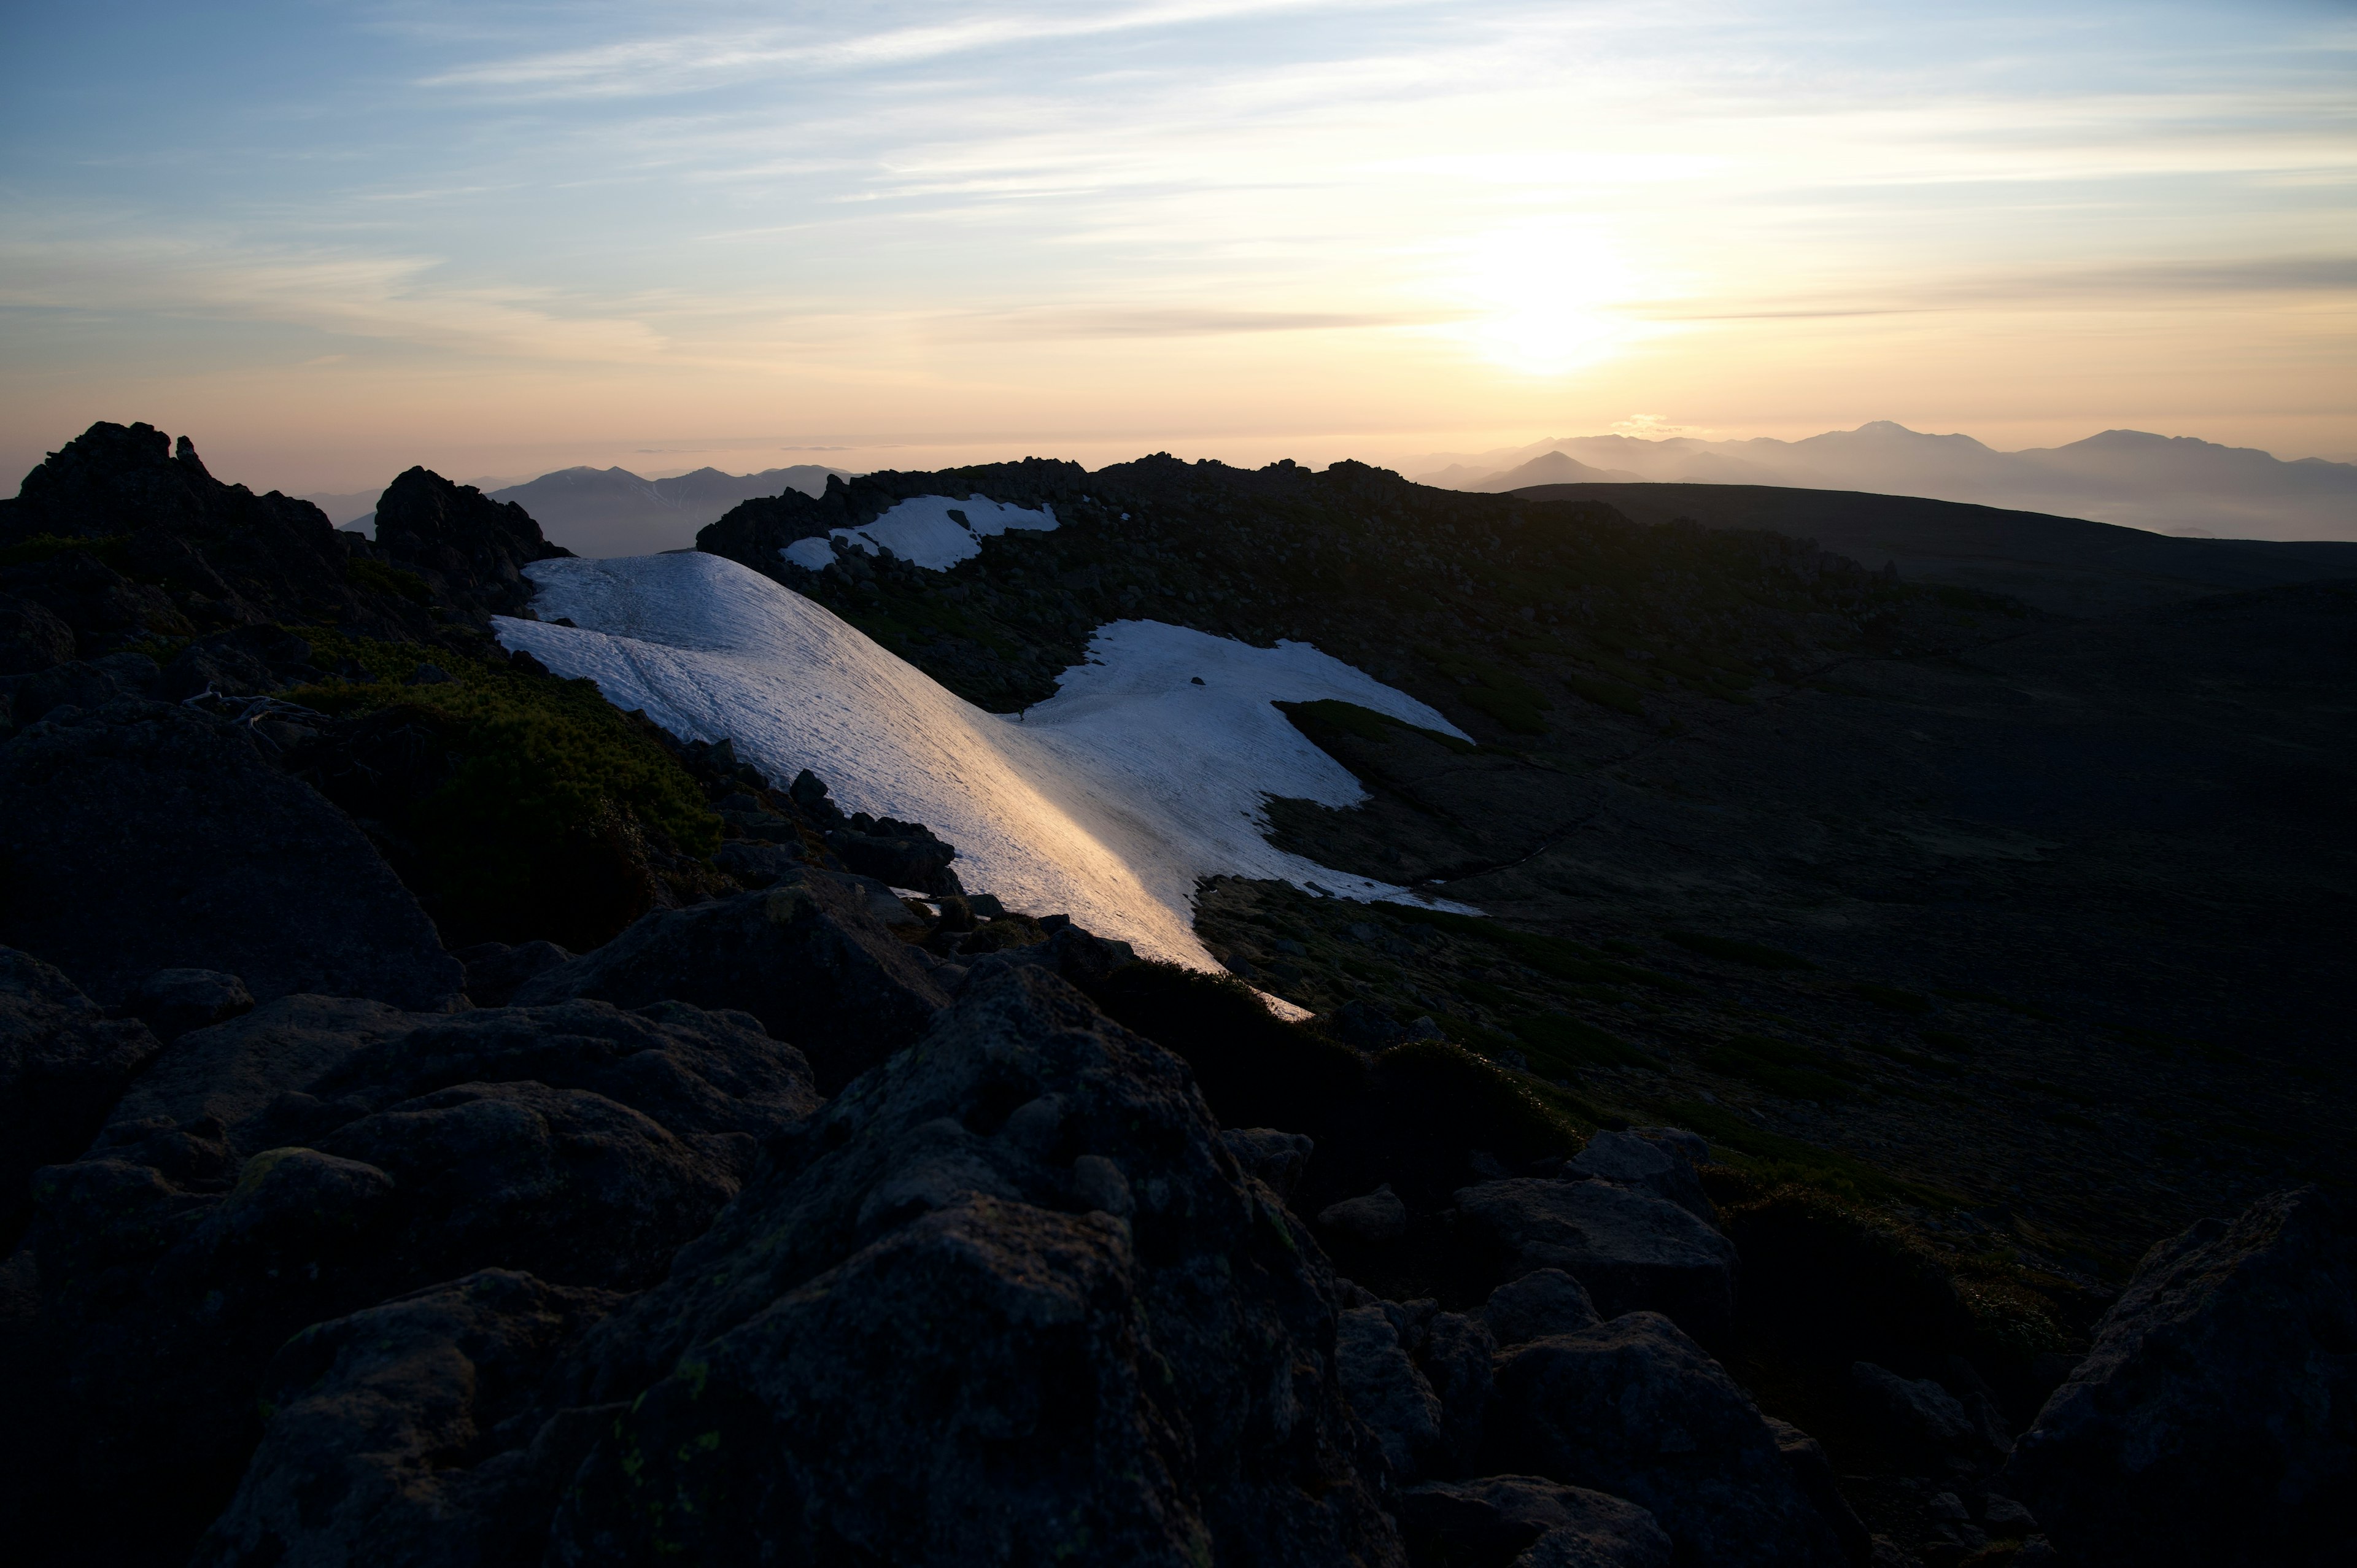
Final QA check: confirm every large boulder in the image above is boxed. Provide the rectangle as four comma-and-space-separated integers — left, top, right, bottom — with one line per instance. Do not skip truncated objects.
0, 592, 76, 675
534, 965, 1403, 1566
1455, 1178, 1740, 1348
512, 876, 950, 1093
1338, 1303, 1448, 1482
1399, 1475, 1673, 1568
192, 1270, 627, 1568
2002, 1186, 2356, 1567
0, 701, 465, 1010
1568, 1130, 1717, 1230
12, 997, 815, 1566
0, 946, 162, 1244
1485, 1313, 1849, 1568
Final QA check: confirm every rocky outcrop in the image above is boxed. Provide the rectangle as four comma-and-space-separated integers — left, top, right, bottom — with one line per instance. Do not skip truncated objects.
1568, 1130, 1717, 1230
0, 947, 163, 1243
1455, 1177, 1741, 1348
10, 995, 815, 1564
2002, 1186, 2356, 1567
192, 1270, 627, 1568
372, 466, 571, 624
1399, 1475, 1673, 1568
1485, 1312, 1850, 1567
536, 965, 1401, 1565
510, 875, 951, 1094
0, 701, 465, 1009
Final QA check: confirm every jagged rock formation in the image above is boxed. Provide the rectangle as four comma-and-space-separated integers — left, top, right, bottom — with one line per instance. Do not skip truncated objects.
372, 465, 573, 623
2004, 1186, 2356, 1566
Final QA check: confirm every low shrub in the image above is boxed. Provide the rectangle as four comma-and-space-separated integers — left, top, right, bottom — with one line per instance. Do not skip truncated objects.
1664, 929, 1817, 970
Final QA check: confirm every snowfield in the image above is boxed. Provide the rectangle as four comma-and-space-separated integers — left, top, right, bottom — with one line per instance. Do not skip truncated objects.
778, 494, 1058, 573
496, 552, 1476, 973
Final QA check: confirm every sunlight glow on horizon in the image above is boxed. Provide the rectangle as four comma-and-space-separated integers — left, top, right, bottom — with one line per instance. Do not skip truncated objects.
1, 1, 2351, 492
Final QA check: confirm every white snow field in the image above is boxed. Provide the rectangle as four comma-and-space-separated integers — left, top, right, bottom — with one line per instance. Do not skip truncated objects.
778, 494, 1058, 573
495, 551, 1476, 974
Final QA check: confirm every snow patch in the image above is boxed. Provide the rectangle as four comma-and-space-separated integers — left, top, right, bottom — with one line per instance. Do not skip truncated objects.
780, 493, 1057, 573
498, 552, 1476, 972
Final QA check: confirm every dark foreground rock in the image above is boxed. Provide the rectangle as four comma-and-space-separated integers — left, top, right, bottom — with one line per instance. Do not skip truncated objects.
1399, 1475, 1673, 1568
533, 965, 1401, 1565
2002, 1186, 2356, 1567
1455, 1177, 1740, 1348
192, 1270, 627, 1568
9, 996, 815, 1564
0, 947, 163, 1244
512, 876, 950, 1093
0, 701, 464, 1009
1486, 1312, 1849, 1567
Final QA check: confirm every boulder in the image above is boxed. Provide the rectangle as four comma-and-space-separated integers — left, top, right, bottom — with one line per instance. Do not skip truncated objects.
1486, 1313, 1848, 1567
712, 838, 807, 887
1222, 1127, 1315, 1202
0, 946, 163, 1243
1765, 1417, 1873, 1567
1569, 1130, 1718, 1230
540, 965, 1403, 1566
1320, 1183, 1411, 1245
17, 996, 815, 1565
1849, 1361, 2002, 1473
1339, 1303, 1447, 1482
455, 940, 573, 1006
193, 1270, 625, 1568
1420, 1309, 1499, 1476
512, 878, 949, 1094
0, 592, 75, 675
0, 701, 465, 1010
1455, 1179, 1740, 1347
126, 967, 255, 1042
1484, 1267, 1605, 1346
1399, 1475, 1673, 1568
824, 826, 958, 892
2002, 1186, 2356, 1567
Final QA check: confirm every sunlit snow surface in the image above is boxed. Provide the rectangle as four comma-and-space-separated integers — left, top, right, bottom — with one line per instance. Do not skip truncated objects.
778, 494, 1058, 573
497, 552, 1477, 971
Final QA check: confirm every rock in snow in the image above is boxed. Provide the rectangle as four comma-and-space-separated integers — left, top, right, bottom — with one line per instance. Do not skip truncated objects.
495, 550, 1475, 968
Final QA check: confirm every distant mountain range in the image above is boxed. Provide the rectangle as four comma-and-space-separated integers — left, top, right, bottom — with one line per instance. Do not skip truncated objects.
313, 463, 850, 558
1411, 423, 2357, 542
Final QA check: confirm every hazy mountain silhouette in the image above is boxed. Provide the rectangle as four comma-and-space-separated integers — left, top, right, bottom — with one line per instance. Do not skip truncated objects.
318, 463, 851, 557
1414, 422, 2357, 541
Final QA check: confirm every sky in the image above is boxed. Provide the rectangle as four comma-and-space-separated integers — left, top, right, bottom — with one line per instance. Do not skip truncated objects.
2, 1, 2351, 495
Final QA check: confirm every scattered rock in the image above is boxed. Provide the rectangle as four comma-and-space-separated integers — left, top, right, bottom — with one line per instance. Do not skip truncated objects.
511, 878, 950, 1094
538, 965, 1403, 1564
1320, 1183, 1411, 1245
2002, 1185, 2356, 1567
0, 947, 163, 1243
126, 967, 255, 1042
455, 940, 574, 1006
192, 1270, 625, 1568
0, 592, 76, 676
0, 701, 465, 1010
1485, 1312, 1849, 1567
712, 838, 806, 887
1455, 1178, 1741, 1347
1570, 1129, 1719, 1230
1850, 1361, 2002, 1472
1222, 1127, 1315, 1200
1399, 1475, 1673, 1568
17, 995, 815, 1564
1482, 1267, 1603, 1347
1767, 1416, 1874, 1567
1339, 1303, 1447, 1482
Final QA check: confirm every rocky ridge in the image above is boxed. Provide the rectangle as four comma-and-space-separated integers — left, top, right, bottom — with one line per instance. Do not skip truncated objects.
0, 422, 2347, 1566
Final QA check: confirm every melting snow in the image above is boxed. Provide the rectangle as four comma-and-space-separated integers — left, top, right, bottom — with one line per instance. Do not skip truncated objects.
779, 494, 1058, 573
495, 552, 1477, 973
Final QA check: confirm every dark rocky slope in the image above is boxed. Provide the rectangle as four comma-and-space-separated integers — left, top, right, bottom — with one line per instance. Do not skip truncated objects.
0, 423, 2346, 1567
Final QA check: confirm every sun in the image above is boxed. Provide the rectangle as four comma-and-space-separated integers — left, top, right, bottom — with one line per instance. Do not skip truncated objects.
1446, 220, 1643, 377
